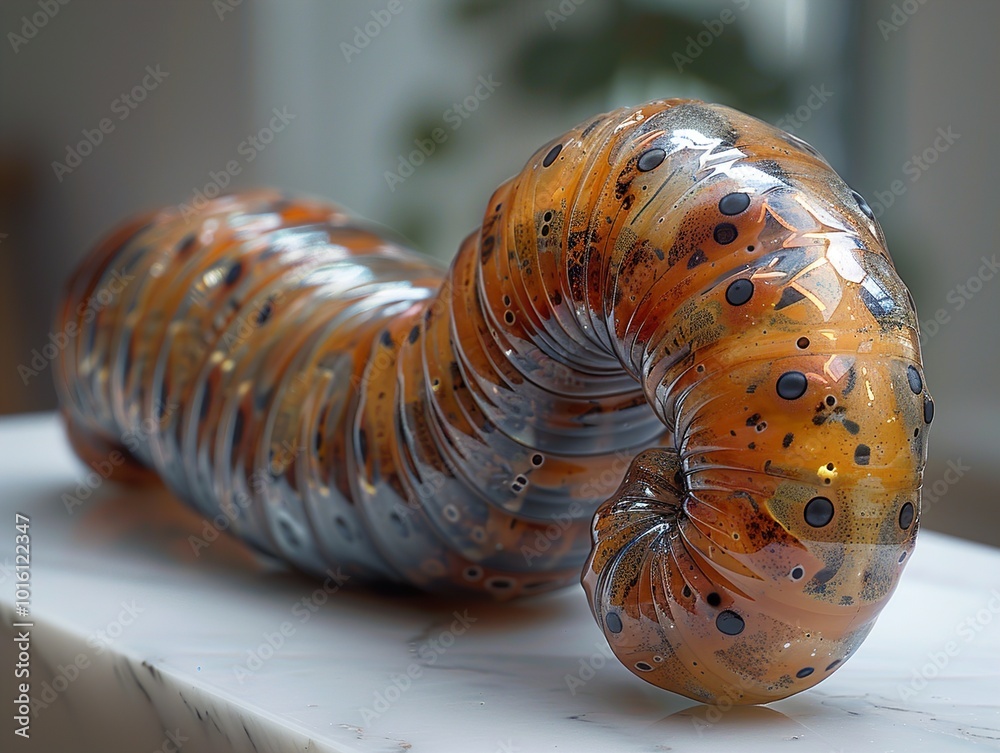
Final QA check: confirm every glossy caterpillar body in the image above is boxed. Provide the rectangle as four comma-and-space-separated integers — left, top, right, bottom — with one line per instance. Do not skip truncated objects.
55, 99, 932, 704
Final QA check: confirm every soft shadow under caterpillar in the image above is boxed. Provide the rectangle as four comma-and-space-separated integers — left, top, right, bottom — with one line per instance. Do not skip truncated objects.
54, 98, 932, 705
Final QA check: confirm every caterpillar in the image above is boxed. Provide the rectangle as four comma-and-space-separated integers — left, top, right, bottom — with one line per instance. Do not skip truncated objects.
54, 98, 932, 705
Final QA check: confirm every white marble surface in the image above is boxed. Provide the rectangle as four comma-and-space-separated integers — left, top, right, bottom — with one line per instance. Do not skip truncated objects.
1, 412, 999, 752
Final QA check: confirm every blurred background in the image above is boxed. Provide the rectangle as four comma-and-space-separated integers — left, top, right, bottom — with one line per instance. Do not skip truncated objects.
0, 0, 995, 546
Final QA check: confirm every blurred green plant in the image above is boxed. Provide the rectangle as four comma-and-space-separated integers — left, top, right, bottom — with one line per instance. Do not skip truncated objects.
394, 0, 800, 250
452, 0, 793, 113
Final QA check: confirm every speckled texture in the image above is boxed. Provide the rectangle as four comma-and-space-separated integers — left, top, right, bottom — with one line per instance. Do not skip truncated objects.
53, 99, 931, 705
575, 102, 930, 704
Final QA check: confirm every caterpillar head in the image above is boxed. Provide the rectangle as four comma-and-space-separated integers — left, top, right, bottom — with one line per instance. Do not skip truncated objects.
572, 100, 932, 704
